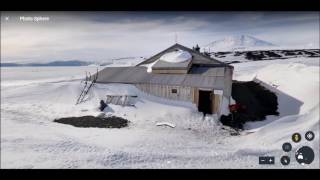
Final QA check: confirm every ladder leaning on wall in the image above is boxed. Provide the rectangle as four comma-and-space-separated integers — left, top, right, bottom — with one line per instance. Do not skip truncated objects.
76, 68, 99, 105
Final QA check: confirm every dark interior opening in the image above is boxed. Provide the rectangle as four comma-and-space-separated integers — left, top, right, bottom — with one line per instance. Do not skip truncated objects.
220, 80, 281, 130
198, 90, 212, 115
231, 80, 279, 121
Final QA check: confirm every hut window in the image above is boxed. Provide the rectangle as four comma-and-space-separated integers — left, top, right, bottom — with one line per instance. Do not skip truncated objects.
171, 89, 177, 94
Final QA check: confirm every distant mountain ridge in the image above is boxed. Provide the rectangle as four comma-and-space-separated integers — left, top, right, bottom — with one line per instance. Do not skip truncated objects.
1, 57, 146, 67
1, 60, 92, 67
202, 35, 277, 52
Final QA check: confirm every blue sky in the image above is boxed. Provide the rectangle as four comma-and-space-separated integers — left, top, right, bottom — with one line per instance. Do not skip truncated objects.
1, 11, 319, 63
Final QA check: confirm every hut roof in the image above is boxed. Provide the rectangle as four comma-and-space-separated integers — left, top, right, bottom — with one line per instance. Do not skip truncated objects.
95, 66, 226, 89
136, 43, 232, 68
94, 44, 233, 89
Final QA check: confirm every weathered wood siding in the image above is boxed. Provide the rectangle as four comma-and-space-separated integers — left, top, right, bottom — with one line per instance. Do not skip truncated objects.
213, 94, 221, 114
135, 83, 193, 102
192, 87, 199, 105
135, 84, 226, 116
223, 67, 233, 99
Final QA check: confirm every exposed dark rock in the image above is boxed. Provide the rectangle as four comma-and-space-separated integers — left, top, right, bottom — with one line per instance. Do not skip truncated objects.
210, 49, 319, 61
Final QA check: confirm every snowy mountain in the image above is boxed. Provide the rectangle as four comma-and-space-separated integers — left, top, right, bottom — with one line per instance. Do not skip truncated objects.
202, 35, 276, 52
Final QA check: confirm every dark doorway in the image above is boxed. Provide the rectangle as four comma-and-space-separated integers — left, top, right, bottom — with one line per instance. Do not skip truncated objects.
198, 90, 212, 115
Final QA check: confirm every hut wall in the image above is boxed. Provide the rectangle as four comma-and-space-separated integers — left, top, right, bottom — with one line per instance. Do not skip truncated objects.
223, 67, 233, 99
136, 83, 225, 116
135, 83, 193, 102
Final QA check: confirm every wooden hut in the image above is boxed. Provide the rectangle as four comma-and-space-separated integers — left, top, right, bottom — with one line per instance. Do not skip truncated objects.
95, 43, 233, 116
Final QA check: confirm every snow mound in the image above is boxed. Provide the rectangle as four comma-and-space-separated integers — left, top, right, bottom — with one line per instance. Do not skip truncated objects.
254, 63, 319, 114
159, 49, 192, 63
239, 61, 319, 137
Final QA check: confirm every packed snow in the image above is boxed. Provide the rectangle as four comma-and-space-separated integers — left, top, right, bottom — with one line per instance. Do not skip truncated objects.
101, 57, 146, 67
159, 50, 192, 63
1, 55, 319, 168
142, 50, 192, 73
144, 60, 158, 73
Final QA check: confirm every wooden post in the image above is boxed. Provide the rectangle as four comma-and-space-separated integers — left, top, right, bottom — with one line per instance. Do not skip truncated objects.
213, 94, 221, 114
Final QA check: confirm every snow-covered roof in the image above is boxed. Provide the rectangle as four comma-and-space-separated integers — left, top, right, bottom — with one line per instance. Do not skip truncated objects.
152, 57, 191, 70
137, 43, 229, 68
143, 44, 233, 73
159, 49, 192, 63
148, 49, 193, 71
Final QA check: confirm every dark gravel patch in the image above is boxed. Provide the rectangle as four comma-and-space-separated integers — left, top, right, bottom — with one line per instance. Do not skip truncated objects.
54, 115, 129, 128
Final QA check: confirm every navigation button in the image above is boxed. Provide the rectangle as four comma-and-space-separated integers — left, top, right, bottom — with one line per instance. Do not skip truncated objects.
305, 131, 315, 141
280, 156, 290, 165
292, 133, 301, 143
295, 146, 314, 165
282, 142, 292, 152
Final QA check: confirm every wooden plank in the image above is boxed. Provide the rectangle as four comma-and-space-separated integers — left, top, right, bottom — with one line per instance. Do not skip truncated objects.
194, 88, 199, 106
213, 94, 221, 113
123, 96, 128, 106
211, 93, 215, 113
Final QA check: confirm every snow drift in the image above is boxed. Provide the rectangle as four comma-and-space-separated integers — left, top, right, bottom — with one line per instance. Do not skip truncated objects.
234, 62, 319, 158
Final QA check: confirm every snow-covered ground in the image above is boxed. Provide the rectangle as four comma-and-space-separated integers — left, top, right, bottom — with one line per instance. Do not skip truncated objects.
1, 56, 319, 169
1, 66, 99, 87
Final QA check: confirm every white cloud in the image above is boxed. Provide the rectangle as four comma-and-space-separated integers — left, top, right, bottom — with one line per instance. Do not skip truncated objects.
1, 12, 319, 63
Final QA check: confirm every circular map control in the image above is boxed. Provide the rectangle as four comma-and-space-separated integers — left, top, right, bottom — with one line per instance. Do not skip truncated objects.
305, 131, 315, 141
280, 156, 290, 165
282, 142, 292, 152
295, 146, 314, 165
292, 133, 301, 143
